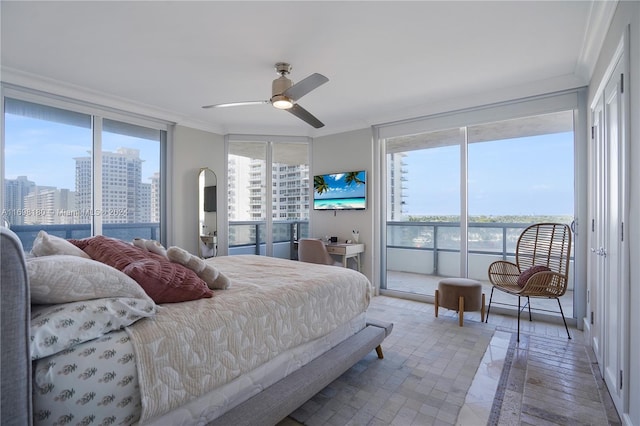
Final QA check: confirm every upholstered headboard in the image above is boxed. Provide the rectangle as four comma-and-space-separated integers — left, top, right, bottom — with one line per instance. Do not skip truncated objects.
1, 227, 32, 425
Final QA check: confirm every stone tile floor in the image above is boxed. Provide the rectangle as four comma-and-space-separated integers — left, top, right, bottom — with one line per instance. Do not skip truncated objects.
483, 332, 620, 426
279, 295, 620, 426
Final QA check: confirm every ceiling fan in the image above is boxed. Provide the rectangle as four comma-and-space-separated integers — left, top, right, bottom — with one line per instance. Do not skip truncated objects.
202, 62, 329, 128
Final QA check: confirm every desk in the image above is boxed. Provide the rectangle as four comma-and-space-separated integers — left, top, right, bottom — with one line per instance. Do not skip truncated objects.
325, 243, 365, 272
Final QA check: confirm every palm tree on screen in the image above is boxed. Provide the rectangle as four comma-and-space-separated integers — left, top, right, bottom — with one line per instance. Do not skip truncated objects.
314, 175, 329, 194
345, 172, 365, 186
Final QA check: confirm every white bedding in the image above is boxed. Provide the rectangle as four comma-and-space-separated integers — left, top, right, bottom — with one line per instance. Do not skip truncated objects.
127, 255, 373, 423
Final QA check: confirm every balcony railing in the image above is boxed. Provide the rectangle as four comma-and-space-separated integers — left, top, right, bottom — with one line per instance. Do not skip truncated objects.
228, 220, 308, 258
385, 221, 574, 288
9, 223, 160, 252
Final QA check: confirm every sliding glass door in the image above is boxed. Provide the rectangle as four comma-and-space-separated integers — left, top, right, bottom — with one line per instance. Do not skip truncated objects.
385, 128, 462, 293
381, 96, 577, 319
466, 112, 575, 316
227, 137, 309, 258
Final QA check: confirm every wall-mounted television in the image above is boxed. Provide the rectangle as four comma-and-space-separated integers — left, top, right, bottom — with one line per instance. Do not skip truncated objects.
313, 170, 366, 210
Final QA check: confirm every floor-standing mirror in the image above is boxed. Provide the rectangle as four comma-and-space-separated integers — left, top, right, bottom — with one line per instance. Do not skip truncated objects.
198, 167, 217, 258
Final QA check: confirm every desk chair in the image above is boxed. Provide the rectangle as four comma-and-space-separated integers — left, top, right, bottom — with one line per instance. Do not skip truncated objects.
298, 238, 341, 266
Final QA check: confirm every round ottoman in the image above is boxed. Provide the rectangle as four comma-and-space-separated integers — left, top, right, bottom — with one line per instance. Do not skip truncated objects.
435, 278, 485, 326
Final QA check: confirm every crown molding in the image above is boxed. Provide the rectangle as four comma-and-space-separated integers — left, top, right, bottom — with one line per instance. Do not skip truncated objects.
575, 0, 618, 82
1, 66, 225, 135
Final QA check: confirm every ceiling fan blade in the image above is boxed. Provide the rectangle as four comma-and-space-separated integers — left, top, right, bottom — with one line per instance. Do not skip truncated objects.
282, 73, 329, 101
202, 100, 269, 109
287, 104, 325, 128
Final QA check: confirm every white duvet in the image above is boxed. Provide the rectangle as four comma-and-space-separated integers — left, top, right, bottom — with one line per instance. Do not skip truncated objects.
127, 255, 372, 422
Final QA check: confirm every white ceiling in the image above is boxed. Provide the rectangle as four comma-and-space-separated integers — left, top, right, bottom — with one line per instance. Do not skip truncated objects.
0, 1, 615, 137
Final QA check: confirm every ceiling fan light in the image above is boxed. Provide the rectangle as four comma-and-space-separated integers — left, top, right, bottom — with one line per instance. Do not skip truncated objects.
271, 95, 293, 110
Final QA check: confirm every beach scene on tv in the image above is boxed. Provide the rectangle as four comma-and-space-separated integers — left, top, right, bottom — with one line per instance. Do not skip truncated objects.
313, 171, 366, 210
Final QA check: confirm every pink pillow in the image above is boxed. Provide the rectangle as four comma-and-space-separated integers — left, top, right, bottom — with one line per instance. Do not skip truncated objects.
70, 236, 212, 303
123, 259, 212, 303
517, 265, 551, 288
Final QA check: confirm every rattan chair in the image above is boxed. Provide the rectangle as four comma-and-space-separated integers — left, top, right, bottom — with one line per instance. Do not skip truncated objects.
485, 223, 572, 342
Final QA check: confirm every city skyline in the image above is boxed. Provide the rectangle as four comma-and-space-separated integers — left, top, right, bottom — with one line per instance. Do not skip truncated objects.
4, 113, 160, 191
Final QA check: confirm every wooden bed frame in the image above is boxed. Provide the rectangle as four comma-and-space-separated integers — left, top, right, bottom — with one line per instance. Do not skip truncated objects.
0, 227, 392, 426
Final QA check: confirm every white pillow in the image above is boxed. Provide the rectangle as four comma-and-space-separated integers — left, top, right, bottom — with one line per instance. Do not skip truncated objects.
30, 297, 156, 360
27, 255, 153, 304
31, 230, 90, 258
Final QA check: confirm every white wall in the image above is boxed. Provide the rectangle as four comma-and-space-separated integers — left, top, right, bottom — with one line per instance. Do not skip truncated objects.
588, 2, 639, 424
170, 125, 225, 254
311, 128, 376, 285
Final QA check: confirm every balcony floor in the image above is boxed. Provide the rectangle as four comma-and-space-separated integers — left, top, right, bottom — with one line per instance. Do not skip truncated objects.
384, 270, 574, 321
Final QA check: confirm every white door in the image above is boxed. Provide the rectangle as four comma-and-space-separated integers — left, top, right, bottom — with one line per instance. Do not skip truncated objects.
590, 52, 628, 416
589, 98, 605, 370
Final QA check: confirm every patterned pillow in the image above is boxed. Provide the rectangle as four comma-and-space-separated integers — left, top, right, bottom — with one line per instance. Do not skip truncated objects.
517, 265, 551, 287
33, 330, 141, 425
27, 255, 153, 304
30, 297, 156, 360
70, 235, 213, 303
31, 230, 90, 258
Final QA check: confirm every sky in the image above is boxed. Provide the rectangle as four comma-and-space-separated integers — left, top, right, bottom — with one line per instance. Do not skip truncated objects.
400, 132, 574, 216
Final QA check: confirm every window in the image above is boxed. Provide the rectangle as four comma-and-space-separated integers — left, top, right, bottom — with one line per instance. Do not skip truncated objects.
2, 92, 167, 250
227, 137, 309, 258
378, 90, 581, 319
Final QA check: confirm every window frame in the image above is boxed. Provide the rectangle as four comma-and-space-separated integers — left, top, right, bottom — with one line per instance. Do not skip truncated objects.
374, 88, 589, 323
1, 83, 171, 245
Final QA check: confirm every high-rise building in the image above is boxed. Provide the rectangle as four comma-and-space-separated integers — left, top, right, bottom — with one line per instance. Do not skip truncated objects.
23, 187, 75, 225
74, 147, 147, 224
387, 152, 408, 221
150, 172, 160, 223
3, 176, 35, 225
228, 155, 310, 222
227, 155, 252, 221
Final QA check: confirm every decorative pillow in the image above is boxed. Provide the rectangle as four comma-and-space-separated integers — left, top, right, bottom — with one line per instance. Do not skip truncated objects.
30, 297, 156, 360
70, 235, 213, 303
31, 230, 90, 258
517, 265, 551, 288
26, 255, 153, 305
167, 246, 231, 290
132, 237, 168, 257
124, 259, 214, 303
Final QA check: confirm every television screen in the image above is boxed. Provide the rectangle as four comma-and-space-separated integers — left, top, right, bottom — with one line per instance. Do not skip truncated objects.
313, 170, 366, 210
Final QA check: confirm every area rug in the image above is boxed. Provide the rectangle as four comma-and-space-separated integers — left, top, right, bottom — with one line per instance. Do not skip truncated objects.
487, 331, 620, 425
287, 296, 495, 425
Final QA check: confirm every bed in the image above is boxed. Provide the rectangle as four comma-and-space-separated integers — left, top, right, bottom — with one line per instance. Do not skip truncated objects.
0, 227, 391, 426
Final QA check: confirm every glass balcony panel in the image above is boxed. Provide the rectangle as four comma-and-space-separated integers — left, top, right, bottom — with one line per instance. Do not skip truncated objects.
385, 127, 463, 295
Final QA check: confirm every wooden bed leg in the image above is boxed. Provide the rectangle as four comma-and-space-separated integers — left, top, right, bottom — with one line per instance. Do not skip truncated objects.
481, 293, 486, 323
434, 289, 439, 317
375, 345, 384, 359
459, 296, 464, 327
